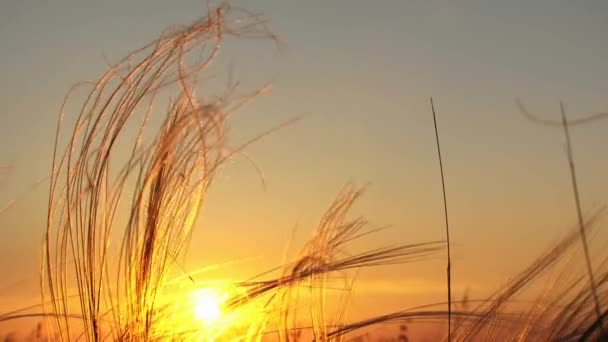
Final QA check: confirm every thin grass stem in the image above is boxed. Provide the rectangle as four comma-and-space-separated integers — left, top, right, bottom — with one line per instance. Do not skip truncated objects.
430, 97, 452, 341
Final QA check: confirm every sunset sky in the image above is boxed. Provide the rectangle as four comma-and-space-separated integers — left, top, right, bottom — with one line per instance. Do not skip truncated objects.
1, 0, 608, 325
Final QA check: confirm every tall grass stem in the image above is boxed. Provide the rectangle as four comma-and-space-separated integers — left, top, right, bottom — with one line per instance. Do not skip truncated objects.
430, 97, 452, 341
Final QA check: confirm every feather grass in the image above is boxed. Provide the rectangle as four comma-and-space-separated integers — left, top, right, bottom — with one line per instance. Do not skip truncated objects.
3, 4, 608, 341
35, 4, 443, 341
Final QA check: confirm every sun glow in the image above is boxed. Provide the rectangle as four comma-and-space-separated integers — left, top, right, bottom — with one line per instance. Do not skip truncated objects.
155, 282, 265, 340
193, 290, 222, 322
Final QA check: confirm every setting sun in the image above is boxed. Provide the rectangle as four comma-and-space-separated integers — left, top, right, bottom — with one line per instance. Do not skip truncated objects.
193, 290, 223, 323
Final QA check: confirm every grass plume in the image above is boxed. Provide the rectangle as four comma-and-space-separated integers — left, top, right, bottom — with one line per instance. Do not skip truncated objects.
42, 4, 280, 340
35, 4, 443, 341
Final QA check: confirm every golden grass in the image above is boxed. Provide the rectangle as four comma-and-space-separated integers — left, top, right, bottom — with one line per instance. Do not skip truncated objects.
2, 3, 608, 341
31, 3, 442, 340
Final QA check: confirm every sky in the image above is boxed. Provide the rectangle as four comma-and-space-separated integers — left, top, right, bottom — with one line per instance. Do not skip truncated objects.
1, 0, 608, 327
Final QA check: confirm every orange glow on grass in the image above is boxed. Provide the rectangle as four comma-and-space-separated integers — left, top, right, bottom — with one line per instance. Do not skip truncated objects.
152, 280, 269, 340
150, 285, 235, 339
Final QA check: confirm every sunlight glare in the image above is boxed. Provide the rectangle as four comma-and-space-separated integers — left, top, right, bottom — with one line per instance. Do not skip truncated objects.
193, 289, 222, 323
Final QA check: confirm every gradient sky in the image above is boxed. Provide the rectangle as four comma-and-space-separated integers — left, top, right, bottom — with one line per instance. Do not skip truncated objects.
1, 0, 608, 322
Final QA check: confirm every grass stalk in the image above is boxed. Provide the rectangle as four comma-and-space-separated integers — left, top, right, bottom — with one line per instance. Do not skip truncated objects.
430, 97, 452, 340
560, 102, 604, 332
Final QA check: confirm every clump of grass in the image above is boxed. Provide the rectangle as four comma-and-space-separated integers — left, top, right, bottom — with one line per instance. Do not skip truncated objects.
42, 3, 279, 340
328, 209, 608, 340
220, 185, 443, 341
327, 101, 608, 341
35, 3, 444, 341
515, 99, 608, 339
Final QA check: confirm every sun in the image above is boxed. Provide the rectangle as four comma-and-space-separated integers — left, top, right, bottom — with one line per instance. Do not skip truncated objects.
193, 289, 223, 323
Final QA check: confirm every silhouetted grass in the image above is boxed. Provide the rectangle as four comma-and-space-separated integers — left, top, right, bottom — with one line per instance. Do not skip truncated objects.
20, 3, 443, 341
430, 97, 452, 341
2, 3, 608, 342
